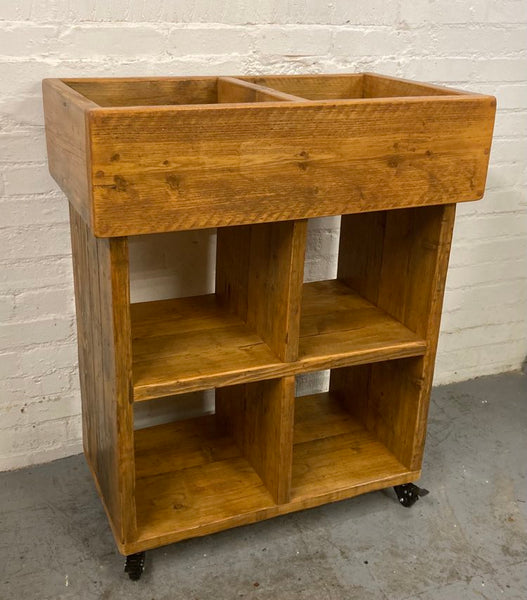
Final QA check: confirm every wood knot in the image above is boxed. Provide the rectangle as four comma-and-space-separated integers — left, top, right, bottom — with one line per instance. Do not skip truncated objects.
166, 174, 181, 191
387, 156, 399, 168
110, 153, 120, 162
113, 175, 128, 191
297, 150, 310, 171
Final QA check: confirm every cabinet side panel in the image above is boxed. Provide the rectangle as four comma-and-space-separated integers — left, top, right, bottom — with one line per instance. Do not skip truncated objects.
97, 233, 137, 544
69, 206, 136, 546
43, 80, 94, 226
216, 376, 295, 504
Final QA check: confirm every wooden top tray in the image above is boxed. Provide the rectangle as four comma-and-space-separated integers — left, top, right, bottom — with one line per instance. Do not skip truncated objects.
43, 73, 495, 237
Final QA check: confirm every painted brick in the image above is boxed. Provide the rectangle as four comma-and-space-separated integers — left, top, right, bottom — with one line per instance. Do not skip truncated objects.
1, 225, 71, 260
492, 112, 527, 137
0, 294, 15, 321
0, 132, 48, 162
255, 26, 331, 55
430, 26, 527, 55
496, 84, 527, 109
331, 1, 399, 25
0, 196, 69, 227
168, 26, 252, 56
333, 28, 404, 57
0, 258, 73, 293
3, 164, 56, 196
59, 24, 166, 58
400, 0, 487, 25
0, 25, 57, 57
0, 317, 73, 349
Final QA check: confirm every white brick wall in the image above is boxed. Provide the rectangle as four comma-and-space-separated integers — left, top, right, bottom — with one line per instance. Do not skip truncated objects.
1, 0, 526, 471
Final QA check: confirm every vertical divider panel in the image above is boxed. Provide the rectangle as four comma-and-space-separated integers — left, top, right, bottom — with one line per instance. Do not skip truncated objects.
69, 205, 136, 549
331, 205, 456, 471
216, 376, 295, 504
216, 219, 308, 362
215, 218, 307, 504
247, 220, 307, 362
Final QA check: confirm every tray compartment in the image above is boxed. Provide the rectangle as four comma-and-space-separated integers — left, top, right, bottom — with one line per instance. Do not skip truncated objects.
43, 73, 495, 237
242, 72, 461, 100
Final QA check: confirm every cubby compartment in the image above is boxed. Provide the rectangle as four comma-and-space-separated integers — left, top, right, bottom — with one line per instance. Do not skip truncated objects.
130, 220, 306, 401
291, 359, 422, 506
133, 377, 294, 548
296, 205, 452, 372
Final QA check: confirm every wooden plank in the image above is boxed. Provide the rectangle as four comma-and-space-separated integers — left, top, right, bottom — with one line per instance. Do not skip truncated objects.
128, 393, 417, 554
69, 206, 136, 548
218, 77, 306, 103
88, 94, 495, 235
217, 220, 307, 362
216, 377, 295, 504
240, 74, 365, 100
64, 76, 218, 107
43, 79, 95, 226
247, 220, 307, 361
298, 280, 427, 365
131, 281, 427, 401
363, 72, 464, 98
131, 294, 284, 399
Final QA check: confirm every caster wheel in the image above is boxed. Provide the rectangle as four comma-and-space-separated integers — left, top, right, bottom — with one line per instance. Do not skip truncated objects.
124, 551, 146, 581
394, 483, 429, 508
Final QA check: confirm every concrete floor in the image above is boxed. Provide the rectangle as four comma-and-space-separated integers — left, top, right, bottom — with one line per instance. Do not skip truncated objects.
1, 372, 526, 600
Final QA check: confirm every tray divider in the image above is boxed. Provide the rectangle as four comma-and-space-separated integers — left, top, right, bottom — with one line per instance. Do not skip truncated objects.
217, 76, 309, 103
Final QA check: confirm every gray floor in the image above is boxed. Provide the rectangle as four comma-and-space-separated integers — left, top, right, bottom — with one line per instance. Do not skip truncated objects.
1, 372, 526, 600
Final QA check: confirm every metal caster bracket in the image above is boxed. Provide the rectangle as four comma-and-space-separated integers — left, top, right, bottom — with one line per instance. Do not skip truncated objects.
124, 551, 146, 581
394, 483, 429, 508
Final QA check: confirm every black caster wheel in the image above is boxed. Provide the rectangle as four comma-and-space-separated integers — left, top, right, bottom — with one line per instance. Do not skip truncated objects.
124, 551, 146, 581
394, 483, 429, 508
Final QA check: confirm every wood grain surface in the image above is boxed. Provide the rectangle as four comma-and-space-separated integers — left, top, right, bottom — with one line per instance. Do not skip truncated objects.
130, 391, 418, 554
88, 94, 494, 235
131, 279, 427, 401
53, 73, 490, 557
69, 206, 136, 548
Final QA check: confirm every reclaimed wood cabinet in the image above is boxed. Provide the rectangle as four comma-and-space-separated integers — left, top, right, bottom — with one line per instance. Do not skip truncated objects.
42, 73, 495, 579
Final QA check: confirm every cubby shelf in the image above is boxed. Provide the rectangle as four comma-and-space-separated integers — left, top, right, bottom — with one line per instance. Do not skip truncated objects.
131, 279, 427, 401
132, 391, 417, 553
43, 72, 495, 566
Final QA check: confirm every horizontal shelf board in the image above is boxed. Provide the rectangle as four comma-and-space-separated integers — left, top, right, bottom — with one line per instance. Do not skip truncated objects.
291, 392, 409, 502
131, 281, 426, 401
298, 280, 427, 368
129, 392, 416, 554
131, 295, 284, 400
